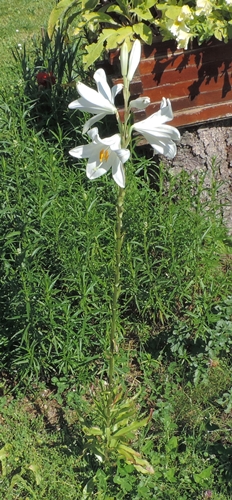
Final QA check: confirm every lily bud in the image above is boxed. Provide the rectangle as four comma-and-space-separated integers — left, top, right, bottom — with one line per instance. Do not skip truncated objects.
127, 39, 141, 82
129, 97, 150, 110
120, 41, 129, 77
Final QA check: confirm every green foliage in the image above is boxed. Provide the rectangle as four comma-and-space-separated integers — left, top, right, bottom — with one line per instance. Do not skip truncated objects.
0, 389, 84, 499
11, 28, 85, 136
155, 0, 232, 48
78, 384, 153, 475
47, 0, 232, 67
47, 0, 155, 68
0, 376, 232, 499
0, 0, 55, 83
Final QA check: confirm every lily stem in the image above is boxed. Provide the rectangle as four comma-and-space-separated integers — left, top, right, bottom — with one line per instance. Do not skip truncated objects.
109, 75, 130, 389
109, 186, 125, 388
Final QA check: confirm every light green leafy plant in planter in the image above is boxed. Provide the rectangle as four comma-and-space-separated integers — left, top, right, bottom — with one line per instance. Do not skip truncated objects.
65, 40, 180, 491
48, 0, 232, 68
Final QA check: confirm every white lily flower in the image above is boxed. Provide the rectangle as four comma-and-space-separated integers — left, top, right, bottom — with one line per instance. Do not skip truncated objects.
68, 68, 123, 133
69, 127, 130, 188
129, 97, 150, 110
127, 39, 141, 82
132, 98, 180, 159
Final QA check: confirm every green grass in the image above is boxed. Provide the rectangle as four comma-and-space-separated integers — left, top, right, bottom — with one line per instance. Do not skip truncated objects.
0, 0, 55, 82
0, 385, 84, 499
0, 366, 232, 499
0, 5, 232, 498
1, 104, 231, 380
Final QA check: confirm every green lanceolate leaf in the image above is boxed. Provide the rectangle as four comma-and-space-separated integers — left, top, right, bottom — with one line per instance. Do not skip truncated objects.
83, 29, 116, 68
106, 5, 131, 21
133, 23, 153, 44
133, 459, 154, 475
108, 437, 117, 449
72, 21, 85, 35
113, 415, 149, 437
48, 0, 80, 38
118, 443, 141, 461
145, 0, 158, 8
82, 0, 98, 10
165, 435, 178, 452
83, 42, 105, 68
83, 26, 134, 67
28, 464, 42, 486
118, 445, 154, 474
104, 32, 123, 50
130, 7, 154, 22
0, 444, 10, 476
81, 478, 95, 500
104, 26, 134, 51
112, 409, 138, 427
165, 5, 182, 20
82, 426, 103, 436
193, 466, 213, 485
83, 442, 104, 462
114, 0, 130, 17
83, 12, 120, 26
117, 445, 154, 474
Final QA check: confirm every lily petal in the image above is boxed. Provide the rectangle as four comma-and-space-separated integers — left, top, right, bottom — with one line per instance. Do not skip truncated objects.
68, 71, 119, 133
99, 133, 121, 149
112, 156, 125, 188
111, 83, 123, 102
68, 97, 108, 114
114, 148, 130, 163
87, 155, 111, 180
87, 127, 99, 142
93, 68, 112, 103
69, 127, 129, 187
145, 136, 177, 159
69, 143, 98, 159
83, 112, 107, 134
68, 99, 82, 110
160, 141, 177, 159
132, 98, 180, 159
88, 129, 122, 149
77, 82, 116, 113
160, 97, 174, 121
134, 125, 180, 141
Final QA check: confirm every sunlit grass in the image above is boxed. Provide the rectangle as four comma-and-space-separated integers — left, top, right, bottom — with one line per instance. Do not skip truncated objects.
0, 0, 55, 82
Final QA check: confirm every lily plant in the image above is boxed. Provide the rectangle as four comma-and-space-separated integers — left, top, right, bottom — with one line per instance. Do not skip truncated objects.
68, 39, 180, 481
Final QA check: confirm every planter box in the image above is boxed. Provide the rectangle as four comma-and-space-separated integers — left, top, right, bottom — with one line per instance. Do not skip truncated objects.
107, 37, 232, 128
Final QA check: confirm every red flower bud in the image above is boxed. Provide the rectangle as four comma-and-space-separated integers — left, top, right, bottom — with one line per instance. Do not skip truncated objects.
36, 71, 56, 88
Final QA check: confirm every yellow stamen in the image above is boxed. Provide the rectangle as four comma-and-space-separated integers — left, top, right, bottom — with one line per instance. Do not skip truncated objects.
99, 149, 109, 162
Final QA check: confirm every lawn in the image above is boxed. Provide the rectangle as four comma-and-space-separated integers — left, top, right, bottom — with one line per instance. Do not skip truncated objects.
0, 0, 55, 79
0, 1, 232, 498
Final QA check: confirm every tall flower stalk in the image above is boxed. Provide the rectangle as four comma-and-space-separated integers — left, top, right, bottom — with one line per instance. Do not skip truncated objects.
68, 40, 180, 476
108, 40, 143, 387
109, 185, 125, 387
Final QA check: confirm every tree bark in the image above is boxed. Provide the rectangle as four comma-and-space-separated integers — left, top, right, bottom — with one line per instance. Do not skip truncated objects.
162, 119, 232, 234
